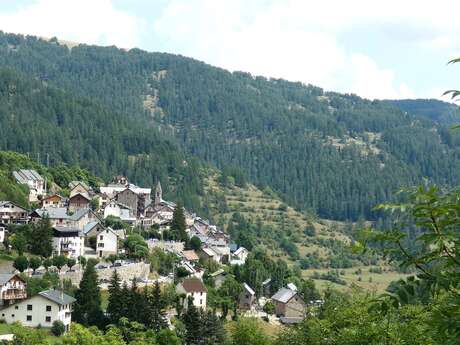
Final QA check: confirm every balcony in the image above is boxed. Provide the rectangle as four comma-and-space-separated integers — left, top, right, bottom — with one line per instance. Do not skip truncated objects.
2, 289, 27, 300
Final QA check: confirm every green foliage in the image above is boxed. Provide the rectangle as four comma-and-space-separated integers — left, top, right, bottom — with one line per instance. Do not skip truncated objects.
13, 255, 28, 272
262, 301, 275, 314
170, 203, 187, 242
73, 261, 105, 328
189, 236, 202, 251
149, 247, 179, 276
52, 255, 68, 271
28, 256, 41, 273
124, 234, 149, 260
51, 320, 65, 336
1, 32, 460, 221
230, 318, 271, 345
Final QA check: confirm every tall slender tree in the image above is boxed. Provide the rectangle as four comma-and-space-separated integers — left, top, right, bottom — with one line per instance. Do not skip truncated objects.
107, 270, 123, 324
73, 261, 105, 327
146, 281, 168, 332
170, 202, 187, 242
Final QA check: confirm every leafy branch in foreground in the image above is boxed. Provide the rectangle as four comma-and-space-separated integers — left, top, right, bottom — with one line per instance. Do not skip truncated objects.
357, 185, 460, 343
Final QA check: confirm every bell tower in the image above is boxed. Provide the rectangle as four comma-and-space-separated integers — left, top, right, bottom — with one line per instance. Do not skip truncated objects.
154, 180, 162, 205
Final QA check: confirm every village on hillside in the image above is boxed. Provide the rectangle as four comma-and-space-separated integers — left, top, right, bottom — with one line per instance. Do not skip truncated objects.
0, 169, 315, 334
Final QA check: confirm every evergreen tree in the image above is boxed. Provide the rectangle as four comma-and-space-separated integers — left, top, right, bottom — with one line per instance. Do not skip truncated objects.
171, 202, 187, 242
146, 281, 168, 332
201, 311, 226, 345
182, 297, 201, 345
107, 270, 123, 324
127, 279, 143, 323
30, 217, 53, 257
73, 261, 105, 327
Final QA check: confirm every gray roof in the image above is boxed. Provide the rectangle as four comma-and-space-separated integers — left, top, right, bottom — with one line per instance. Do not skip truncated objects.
53, 226, 80, 234
33, 207, 69, 219
13, 169, 43, 184
271, 287, 297, 304
243, 283, 255, 295
0, 201, 27, 210
69, 181, 90, 191
69, 208, 90, 221
0, 274, 23, 285
38, 289, 76, 305
83, 221, 100, 235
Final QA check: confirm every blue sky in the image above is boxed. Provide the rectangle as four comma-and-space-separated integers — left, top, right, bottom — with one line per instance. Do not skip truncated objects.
0, 0, 458, 100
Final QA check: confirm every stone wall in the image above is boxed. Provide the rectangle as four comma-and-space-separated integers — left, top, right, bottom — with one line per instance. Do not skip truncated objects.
61, 262, 150, 286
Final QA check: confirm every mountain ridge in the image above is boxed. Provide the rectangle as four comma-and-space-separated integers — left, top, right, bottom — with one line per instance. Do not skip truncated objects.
1, 31, 459, 221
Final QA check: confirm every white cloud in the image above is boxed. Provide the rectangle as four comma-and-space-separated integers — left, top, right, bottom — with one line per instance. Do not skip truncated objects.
1, 0, 459, 99
0, 0, 142, 48
152, 0, 420, 99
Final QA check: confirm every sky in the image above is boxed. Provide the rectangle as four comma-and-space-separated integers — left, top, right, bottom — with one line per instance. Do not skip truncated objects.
0, 0, 459, 100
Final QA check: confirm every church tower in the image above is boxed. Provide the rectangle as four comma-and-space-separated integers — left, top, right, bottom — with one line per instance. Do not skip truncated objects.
154, 180, 162, 205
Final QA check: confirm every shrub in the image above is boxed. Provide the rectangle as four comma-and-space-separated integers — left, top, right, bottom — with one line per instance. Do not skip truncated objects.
51, 320, 65, 336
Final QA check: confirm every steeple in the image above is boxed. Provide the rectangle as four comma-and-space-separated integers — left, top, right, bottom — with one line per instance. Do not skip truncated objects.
154, 180, 162, 205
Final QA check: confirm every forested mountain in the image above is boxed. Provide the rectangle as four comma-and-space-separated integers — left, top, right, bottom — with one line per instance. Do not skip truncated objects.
1, 31, 460, 220
0, 67, 205, 210
386, 99, 460, 125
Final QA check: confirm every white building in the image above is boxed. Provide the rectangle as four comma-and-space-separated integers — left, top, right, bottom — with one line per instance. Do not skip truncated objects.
176, 278, 207, 310
0, 289, 75, 332
0, 274, 27, 306
52, 227, 84, 259
12, 169, 45, 202
231, 247, 249, 265
0, 202, 28, 225
103, 201, 136, 224
95, 228, 119, 258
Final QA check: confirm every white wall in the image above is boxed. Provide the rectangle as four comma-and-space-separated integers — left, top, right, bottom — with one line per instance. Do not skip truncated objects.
0, 295, 72, 329
96, 229, 118, 257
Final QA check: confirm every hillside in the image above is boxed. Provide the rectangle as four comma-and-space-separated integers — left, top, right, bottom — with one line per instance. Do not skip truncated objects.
1, 32, 460, 222
386, 99, 460, 125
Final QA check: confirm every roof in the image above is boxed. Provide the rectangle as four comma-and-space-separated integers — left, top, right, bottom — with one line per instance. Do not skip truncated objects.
69, 208, 91, 221
83, 221, 101, 235
262, 278, 271, 286
287, 283, 298, 292
180, 278, 207, 293
53, 226, 81, 237
0, 201, 27, 211
13, 169, 43, 184
279, 317, 303, 324
234, 247, 247, 256
42, 194, 64, 201
33, 207, 69, 219
69, 181, 90, 191
38, 289, 76, 305
209, 269, 225, 278
243, 283, 255, 295
201, 247, 216, 257
69, 192, 91, 201
0, 274, 24, 285
182, 250, 199, 261
271, 287, 297, 304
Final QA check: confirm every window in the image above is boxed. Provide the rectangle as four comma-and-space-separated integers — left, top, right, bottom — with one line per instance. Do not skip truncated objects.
100, 235, 104, 240
98, 243, 104, 248
1, 313, 4, 317
14, 306, 18, 310
200, 299, 203, 305
46, 305, 52, 312
26, 315, 32, 321
45, 316, 51, 322
11, 314, 14, 318
27, 304, 32, 311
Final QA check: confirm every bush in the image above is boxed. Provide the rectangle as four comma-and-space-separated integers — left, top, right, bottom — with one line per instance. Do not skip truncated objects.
263, 301, 275, 314
51, 320, 65, 336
